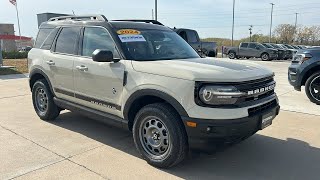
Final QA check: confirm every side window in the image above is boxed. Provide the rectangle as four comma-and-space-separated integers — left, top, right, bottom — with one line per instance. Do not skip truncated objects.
240, 43, 248, 48
55, 27, 81, 55
41, 28, 59, 50
82, 27, 119, 57
179, 31, 188, 41
186, 30, 198, 43
248, 43, 257, 49
35, 28, 53, 48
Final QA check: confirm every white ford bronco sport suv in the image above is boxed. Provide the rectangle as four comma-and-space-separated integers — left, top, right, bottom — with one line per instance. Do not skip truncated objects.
28, 15, 280, 168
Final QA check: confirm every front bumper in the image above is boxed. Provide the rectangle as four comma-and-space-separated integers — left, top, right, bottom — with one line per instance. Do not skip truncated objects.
182, 101, 280, 151
270, 53, 278, 59
288, 63, 302, 90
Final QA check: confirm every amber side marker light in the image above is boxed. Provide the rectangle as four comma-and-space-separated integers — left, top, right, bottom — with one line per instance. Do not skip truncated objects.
186, 121, 197, 128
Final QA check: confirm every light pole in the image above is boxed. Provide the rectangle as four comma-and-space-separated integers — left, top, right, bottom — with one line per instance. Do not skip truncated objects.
294, 13, 298, 44
249, 25, 253, 42
155, 0, 158, 21
232, 0, 235, 46
269, 3, 275, 43
294, 13, 299, 31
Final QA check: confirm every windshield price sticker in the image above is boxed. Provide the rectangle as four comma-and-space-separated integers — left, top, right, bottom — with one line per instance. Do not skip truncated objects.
118, 35, 146, 42
117, 29, 141, 35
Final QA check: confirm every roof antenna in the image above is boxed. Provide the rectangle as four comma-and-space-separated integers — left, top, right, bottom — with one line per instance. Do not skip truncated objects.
72, 10, 75, 15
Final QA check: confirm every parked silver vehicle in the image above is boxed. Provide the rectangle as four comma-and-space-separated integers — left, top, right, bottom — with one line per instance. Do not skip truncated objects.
28, 15, 280, 168
228, 42, 278, 61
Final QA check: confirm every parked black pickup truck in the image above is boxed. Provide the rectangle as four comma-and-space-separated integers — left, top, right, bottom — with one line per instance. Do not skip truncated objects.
174, 28, 218, 57
227, 42, 278, 61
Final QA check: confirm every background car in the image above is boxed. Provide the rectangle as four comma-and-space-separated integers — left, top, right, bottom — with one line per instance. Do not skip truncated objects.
288, 47, 320, 104
227, 42, 278, 61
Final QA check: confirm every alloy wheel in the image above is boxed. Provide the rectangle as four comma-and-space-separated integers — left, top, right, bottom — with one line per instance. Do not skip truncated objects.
309, 75, 320, 101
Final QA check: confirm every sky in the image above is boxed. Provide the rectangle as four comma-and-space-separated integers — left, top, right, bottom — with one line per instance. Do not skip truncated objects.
1, 0, 320, 40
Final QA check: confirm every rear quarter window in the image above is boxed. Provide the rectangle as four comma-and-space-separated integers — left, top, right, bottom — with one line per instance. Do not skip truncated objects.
34, 28, 54, 48
41, 28, 59, 50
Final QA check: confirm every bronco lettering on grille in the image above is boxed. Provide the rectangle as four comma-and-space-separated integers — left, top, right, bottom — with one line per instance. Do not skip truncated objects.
247, 84, 275, 95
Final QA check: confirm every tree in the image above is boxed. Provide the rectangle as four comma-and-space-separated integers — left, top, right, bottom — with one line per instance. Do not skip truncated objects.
273, 24, 296, 44
296, 26, 320, 45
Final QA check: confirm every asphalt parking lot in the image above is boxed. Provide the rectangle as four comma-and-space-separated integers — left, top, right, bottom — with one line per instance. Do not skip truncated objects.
1, 60, 320, 180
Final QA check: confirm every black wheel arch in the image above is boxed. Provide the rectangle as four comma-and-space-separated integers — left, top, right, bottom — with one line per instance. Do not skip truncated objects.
124, 89, 189, 130
207, 50, 216, 57
29, 69, 55, 96
228, 50, 236, 55
301, 64, 320, 86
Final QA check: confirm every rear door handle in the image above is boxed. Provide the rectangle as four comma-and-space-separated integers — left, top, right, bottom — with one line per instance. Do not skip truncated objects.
46, 60, 55, 66
76, 65, 88, 72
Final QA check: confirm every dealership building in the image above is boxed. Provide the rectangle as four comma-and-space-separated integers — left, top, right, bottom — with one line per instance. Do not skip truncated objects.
0, 24, 16, 52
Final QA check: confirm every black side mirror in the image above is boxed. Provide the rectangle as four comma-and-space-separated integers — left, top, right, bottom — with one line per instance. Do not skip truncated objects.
256, 46, 260, 50
92, 49, 118, 63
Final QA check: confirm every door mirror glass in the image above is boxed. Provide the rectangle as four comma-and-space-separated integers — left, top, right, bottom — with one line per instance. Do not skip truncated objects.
256, 46, 260, 50
92, 49, 116, 62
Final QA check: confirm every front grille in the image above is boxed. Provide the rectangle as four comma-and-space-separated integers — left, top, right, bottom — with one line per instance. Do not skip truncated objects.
235, 76, 276, 104
248, 100, 277, 116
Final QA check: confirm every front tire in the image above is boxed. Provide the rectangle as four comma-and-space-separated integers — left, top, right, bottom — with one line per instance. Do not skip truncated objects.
305, 72, 320, 105
133, 103, 188, 168
261, 53, 270, 61
32, 79, 60, 121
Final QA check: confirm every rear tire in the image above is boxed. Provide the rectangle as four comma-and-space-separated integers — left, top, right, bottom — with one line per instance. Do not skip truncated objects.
32, 79, 60, 121
261, 53, 270, 61
305, 71, 320, 105
228, 52, 236, 59
133, 103, 188, 168
208, 51, 216, 57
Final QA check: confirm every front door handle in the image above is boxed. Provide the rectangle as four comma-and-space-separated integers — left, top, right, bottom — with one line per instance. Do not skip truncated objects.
76, 65, 88, 72
46, 60, 55, 66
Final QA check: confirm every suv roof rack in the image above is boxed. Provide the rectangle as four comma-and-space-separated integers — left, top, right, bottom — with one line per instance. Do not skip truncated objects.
49, 15, 108, 22
112, 19, 164, 26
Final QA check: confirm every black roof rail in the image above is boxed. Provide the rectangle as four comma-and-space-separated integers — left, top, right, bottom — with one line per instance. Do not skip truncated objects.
112, 19, 164, 26
49, 15, 108, 22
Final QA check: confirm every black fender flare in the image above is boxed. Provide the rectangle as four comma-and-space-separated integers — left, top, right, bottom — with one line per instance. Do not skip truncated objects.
300, 63, 320, 86
29, 68, 55, 96
123, 89, 189, 120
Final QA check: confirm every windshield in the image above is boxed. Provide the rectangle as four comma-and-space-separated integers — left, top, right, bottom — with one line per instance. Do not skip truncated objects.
271, 44, 281, 49
257, 44, 265, 49
262, 43, 273, 48
285, 44, 294, 49
117, 29, 200, 61
278, 44, 287, 49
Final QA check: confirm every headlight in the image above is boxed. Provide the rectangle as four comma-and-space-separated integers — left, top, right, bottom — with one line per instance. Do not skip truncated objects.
198, 85, 245, 105
294, 53, 312, 64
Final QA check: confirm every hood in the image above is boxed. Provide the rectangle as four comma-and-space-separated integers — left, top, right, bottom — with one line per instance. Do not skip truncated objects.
131, 58, 274, 82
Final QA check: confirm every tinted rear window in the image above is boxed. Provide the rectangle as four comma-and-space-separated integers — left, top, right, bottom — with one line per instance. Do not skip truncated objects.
186, 30, 198, 43
240, 43, 248, 48
55, 27, 81, 55
35, 28, 53, 48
